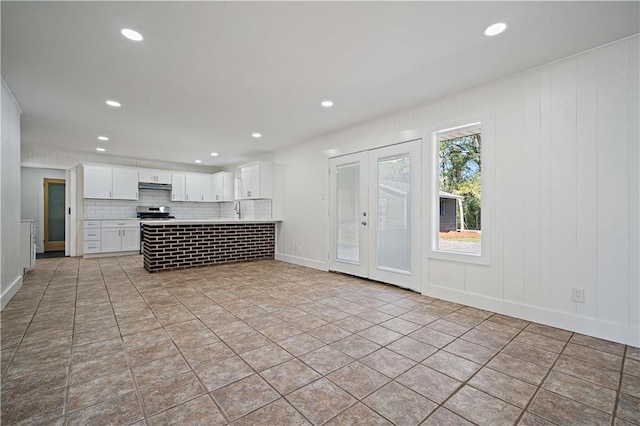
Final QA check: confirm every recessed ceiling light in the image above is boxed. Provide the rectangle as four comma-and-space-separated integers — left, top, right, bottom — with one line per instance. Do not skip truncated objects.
96, 147, 106, 152
252, 133, 262, 138
97, 136, 109, 141
210, 152, 219, 156
321, 100, 334, 108
484, 22, 507, 36
105, 100, 121, 107
121, 28, 143, 42
194, 160, 202, 163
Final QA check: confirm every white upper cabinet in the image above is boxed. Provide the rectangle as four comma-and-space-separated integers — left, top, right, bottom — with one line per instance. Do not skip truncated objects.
200, 175, 212, 202
184, 173, 213, 202
167, 173, 214, 202
185, 174, 201, 202
240, 161, 272, 199
83, 164, 138, 200
171, 173, 187, 201
83, 165, 112, 198
112, 168, 138, 200
212, 172, 234, 202
138, 168, 172, 184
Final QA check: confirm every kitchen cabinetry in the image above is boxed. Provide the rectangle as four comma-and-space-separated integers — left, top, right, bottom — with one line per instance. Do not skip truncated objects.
240, 161, 272, 199
139, 169, 172, 184
171, 173, 187, 201
83, 220, 102, 254
83, 165, 138, 200
185, 174, 212, 202
212, 172, 234, 201
174, 173, 213, 202
101, 220, 139, 253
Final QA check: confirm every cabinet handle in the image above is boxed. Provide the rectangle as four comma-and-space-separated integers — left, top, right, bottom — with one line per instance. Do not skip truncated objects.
172, 194, 175, 200
186, 194, 189, 200
201, 195, 204, 201
216, 195, 219, 200
135, 192, 138, 198
109, 191, 112, 198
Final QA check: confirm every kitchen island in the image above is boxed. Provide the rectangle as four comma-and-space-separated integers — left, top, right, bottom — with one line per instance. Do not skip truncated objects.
141, 219, 280, 272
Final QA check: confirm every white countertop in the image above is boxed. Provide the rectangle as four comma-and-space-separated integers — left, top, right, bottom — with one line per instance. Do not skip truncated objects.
140, 218, 282, 225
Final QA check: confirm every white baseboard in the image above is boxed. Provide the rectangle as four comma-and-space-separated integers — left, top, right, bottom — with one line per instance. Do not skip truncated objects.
425, 285, 639, 347
275, 253, 328, 271
1, 274, 23, 310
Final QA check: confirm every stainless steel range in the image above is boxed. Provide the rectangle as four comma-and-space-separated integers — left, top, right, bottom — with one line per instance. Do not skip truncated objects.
137, 206, 175, 254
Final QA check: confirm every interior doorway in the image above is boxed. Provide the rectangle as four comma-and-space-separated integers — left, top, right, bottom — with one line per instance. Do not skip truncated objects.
44, 178, 66, 252
329, 140, 422, 291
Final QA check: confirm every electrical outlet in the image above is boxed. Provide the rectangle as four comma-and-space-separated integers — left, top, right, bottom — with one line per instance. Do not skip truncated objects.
571, 287, 585, 303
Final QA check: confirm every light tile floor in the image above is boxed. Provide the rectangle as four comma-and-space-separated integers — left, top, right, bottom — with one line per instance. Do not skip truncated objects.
1, 256, 639, 425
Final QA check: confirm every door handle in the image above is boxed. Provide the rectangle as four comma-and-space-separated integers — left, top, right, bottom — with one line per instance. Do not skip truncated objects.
361, 221, 367, 226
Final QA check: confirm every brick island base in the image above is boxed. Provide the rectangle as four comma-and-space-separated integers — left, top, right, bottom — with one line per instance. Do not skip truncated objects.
142, 222, 276, 272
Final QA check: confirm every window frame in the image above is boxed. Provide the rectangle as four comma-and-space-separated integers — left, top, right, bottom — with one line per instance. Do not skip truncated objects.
428, 113, 492, 265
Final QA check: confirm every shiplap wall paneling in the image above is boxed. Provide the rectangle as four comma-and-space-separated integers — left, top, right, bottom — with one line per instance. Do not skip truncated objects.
449, 263, 466, 293
539, 69, 553, 311
523, 72, 543, 307
499, 76, 526, 303
549, 60, 578, 314
576, 51, 598, 319
596, 41, 629, 326
628, 37, 639, 334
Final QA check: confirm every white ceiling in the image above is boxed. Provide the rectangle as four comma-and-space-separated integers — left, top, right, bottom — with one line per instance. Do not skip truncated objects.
3, 2, 638, 167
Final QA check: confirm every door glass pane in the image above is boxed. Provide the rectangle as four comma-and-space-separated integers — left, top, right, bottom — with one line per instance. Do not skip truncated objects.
48, 183, 65, 242
336, 163, 360, 263
377, 155, 410, 273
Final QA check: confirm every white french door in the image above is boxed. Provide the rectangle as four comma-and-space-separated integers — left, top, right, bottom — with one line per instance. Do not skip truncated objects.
329, 140, 421, 291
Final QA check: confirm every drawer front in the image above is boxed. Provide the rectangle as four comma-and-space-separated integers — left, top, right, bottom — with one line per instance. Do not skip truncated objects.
102, 220, 139, 228
84, 228, 101, 241
84, 240, 101, 254
84, 220, 101, 229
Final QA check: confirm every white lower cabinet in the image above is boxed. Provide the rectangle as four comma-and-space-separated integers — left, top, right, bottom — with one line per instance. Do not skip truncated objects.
101, 221, 140, 253
83, 220, 102, 254
83, 219, 139, 256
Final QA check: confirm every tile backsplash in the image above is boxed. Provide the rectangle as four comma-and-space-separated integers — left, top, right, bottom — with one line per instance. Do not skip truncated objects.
83, 189, 272, 220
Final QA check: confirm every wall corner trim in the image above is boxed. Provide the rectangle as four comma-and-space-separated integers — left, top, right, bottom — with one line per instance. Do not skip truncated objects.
1, 77, 23, 114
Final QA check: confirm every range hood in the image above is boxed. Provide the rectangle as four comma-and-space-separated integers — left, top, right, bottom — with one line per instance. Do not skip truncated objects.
138, 182, 172, 191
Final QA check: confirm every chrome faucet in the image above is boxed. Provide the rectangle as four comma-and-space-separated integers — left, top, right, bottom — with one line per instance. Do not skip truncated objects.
233, 201, 241, 219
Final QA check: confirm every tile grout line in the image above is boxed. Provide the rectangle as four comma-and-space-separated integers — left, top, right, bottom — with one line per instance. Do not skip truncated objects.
103, 257, 152, 425
420, 314, 531, 425
511, 331, 575, 426
610, 344, 628, 425
116, 256, 229, 424
62, 259, 81, 425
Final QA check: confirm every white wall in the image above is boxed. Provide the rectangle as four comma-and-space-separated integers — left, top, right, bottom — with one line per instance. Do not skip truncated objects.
20, 167, 66, 253
270, 36, 639, 346
1, 79, 23, 309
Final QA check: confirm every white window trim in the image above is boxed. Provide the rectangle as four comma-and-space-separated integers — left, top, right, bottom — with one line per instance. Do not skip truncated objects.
428, 112, 492, 266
